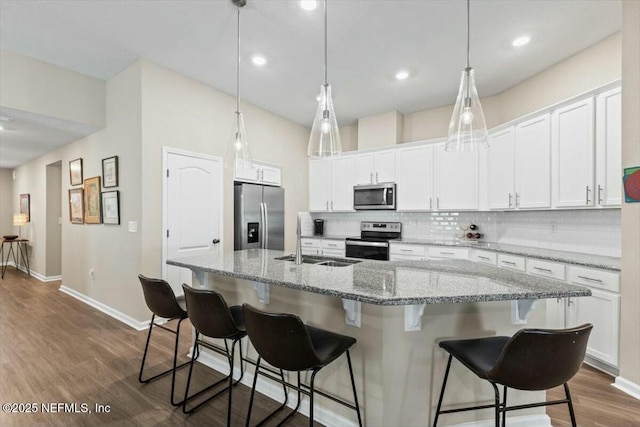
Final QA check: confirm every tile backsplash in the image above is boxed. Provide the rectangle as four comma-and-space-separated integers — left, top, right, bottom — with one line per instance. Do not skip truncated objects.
306, 209, 621, 257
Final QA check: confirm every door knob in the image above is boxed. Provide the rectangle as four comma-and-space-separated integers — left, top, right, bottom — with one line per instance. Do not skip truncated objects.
212, 239, 220, 244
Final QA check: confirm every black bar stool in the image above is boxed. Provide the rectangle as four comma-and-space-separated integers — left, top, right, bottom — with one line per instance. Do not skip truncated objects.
138, 274, 194, 406
181, 285, 247, 426
433, 323, 592, 427
243, 303, 363, 427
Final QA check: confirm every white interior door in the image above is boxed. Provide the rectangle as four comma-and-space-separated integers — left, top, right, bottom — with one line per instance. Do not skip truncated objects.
164, 149, 222, 295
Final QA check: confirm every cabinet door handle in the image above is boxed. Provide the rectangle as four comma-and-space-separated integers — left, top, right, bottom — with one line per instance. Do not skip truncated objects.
370, 173, 373, 183
328, 243, 337, 247
437, 197, 440, 209
515, 193, 520, 207
440, 251, 455, 255
586, 185, 591, 205
400, 249, 414, 252
501, 260, 517, 266
478, 256, 490, 260
256, 170, 260, 180
375, 172, 379, 183
567, 298, 574, 307
331, 200, 334, 210
326, 200, 329, 210
508, 193, 513, 208
533, 267, 553, 273
598, 185, 604, 204
577, 275, 603, 283
430, 197, 433, 210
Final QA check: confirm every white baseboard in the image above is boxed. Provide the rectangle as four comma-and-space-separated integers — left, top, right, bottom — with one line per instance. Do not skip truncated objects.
1, 262, 61, 282
59, 285, 149, 331
613, 376, 640, 400
193, 346, 359, 427
451, 414, 551, 427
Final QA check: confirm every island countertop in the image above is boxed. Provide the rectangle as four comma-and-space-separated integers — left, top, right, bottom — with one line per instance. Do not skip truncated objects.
168, 249, 591, 306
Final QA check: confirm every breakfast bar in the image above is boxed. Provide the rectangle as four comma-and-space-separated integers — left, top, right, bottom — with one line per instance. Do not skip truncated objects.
168, 248, 591, 426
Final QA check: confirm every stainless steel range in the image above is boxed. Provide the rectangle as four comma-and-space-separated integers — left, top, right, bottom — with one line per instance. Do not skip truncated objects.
345, 222, 402, 260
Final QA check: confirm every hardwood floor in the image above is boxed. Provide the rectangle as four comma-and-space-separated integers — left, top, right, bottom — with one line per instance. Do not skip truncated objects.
1, 269, 638, 427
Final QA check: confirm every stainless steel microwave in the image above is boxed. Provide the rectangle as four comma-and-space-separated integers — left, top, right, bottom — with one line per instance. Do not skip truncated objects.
353, 183, 396, 210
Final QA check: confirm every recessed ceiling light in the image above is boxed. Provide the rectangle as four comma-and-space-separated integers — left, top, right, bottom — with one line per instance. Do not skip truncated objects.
300, 0, 317, 11
512, 36, 531, 47
395, 70, 410, 81
251, 55, 267, 66
0, 124, 3, 131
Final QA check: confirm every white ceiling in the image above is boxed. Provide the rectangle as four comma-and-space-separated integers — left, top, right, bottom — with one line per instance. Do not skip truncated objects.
0, 0, 621, 167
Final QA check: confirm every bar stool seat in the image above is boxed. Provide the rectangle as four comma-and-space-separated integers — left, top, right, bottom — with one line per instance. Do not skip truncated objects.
433, 324, 593, 427
243, 304, 362, 427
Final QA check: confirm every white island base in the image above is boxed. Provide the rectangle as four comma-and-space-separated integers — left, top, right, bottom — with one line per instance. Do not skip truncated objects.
191, 274, 552, 427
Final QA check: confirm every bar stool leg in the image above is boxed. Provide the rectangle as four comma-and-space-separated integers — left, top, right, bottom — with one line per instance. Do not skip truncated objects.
564, 383, 577, 427
346, 350, 363, 427
246, 356, 261, 427
491, 382, 500, 427
170, 318, 186, 406
139, 314, 156, 383
502, 386, 507, 427
433, 354, 453, 427
309, 369, 320, 427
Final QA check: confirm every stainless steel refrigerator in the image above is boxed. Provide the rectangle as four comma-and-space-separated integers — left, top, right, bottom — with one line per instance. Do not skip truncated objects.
234, 183, 285, 251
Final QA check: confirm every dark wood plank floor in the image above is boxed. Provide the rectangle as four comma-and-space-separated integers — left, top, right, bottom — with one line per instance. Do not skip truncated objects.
1, 268, 639, 426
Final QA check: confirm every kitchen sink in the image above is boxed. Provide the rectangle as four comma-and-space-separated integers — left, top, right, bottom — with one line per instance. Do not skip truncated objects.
274, 255, 361, 267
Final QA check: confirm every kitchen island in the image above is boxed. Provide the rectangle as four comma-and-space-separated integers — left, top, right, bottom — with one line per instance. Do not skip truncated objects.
168, 249, 591, 427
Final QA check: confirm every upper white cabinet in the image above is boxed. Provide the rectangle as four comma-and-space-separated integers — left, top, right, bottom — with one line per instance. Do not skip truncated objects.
309, 156, 356, 212
396, 145, 435, 211
515, 114, 552, 209
596, 87, 622, 206
552, 98, 595, 207
355, 150, 396, 185
235, 162, 282, 186
435, 144, 479, 210
487, 127, 516, 209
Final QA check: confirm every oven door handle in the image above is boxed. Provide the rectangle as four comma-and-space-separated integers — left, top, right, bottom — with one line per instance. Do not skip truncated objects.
346, 241, 389, 248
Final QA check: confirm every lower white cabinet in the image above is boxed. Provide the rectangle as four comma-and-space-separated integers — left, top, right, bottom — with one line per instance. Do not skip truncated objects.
300, 238, 345, 257
497, 254, 526, 271
427, 247, 469, 260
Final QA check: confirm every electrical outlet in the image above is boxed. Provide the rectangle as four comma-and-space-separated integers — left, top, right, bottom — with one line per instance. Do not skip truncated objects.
128, 221, 138, 233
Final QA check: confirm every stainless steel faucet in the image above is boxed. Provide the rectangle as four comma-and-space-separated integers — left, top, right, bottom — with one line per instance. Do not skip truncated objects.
295, 213, 303, 265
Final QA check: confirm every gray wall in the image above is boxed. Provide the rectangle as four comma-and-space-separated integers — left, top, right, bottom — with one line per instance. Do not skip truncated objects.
0, 169, 13, 236
45, 162, 62, 277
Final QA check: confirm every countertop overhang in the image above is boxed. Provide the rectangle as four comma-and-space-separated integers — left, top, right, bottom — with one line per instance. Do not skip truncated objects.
167, 249, 591, 306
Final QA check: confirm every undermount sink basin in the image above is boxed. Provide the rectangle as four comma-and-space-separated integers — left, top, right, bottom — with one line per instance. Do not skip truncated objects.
274, 255, 361, 267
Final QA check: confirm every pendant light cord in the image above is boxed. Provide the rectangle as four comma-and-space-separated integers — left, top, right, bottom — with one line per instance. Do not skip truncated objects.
324, 0, 328, 86
466, 0, 470, 70
236, 7, 241, 114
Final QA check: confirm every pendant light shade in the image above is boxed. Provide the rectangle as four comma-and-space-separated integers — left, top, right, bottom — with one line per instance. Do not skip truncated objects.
307, 0, 342, 158
225, 0, 253, 170
308, 84, 341, 157
445, 0, 488, 152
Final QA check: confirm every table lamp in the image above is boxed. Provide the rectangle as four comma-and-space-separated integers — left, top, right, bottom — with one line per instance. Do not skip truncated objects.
13, 213, 27, 238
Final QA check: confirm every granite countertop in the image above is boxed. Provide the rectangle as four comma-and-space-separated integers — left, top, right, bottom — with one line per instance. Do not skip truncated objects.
394, 239, 621, 271
168, 249, 591, 306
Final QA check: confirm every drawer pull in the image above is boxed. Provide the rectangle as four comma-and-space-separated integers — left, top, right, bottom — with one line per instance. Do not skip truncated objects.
501, 261, 517, 266
440, 252, 455, 255
328, 243, 337, 247
577, 275, 603, 283
478, 256, 490, 260
533, 267, 553, 273
400, 249, 414, 252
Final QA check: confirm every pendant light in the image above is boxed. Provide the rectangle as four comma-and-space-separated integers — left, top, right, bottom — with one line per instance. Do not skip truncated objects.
225, 0, 253, 170
308, 0, 342, 157
445, 0, 488, 152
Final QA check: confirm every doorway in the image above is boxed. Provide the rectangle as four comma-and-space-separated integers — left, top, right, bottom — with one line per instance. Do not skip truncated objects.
45, 161, 62, 279
162, 148, 223, 295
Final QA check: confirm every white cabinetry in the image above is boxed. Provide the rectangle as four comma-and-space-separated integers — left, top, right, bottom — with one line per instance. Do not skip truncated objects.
435, 144, 479, 210
514, 114, 552, 208
427, 246, 469, 260
355, 150, 396, 185
596, 87, 622, 206
235, 162, 282, 186
309, 156, 355, 212
300, 238, 345, 257
389, 244, 426, 261
396, 145, 435, 211
487, 127, 516, 209
552, 98, 595, 207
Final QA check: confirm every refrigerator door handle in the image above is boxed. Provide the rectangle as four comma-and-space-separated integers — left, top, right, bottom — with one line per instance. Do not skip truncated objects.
259, 202, 265, 249
263, 202, 269, 249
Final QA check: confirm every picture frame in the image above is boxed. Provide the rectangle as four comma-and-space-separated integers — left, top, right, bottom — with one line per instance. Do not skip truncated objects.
68, 188, 84, 224
19, 194, 30, 222
102, 155, 119, 188
69, 158, 83, 186
101, 191, 120, 225
623, 166, 640, 203
84, 176, 102, 224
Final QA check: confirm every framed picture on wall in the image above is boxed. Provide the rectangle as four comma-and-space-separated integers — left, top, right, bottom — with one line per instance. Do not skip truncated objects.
68, 188, 84, 224
102, 155, 119, 188
20, 194, 30, 222
101, 191, 120, 225
69, 158, 83, 186
84, 176, 101, 224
